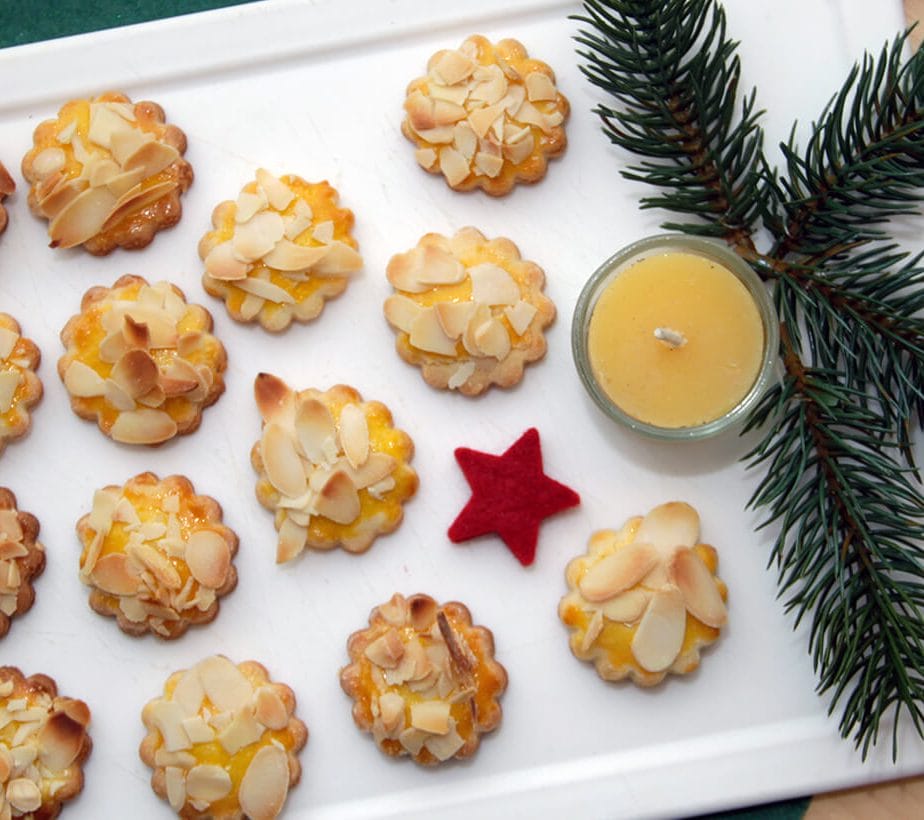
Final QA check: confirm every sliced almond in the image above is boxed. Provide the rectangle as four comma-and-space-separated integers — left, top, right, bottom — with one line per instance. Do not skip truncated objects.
256, 168, 295, 211
434, 301, 476, 340
470, 66, 508, 105
148, 699, 191, 752
414, 147, 438, 170
468, 102, 506, 139
410, 700, 451, 735
196, 655, 253, 712
6, 778, 42, 813
310, 240, 362, 276
105, 166, 147, 198
90, 553, 143, 595
338, 404, 369, 470
433, 99, 468, 127
160, 358, 200, 397
236, 190, 268, 223
417, 244, 466, 286
0, 327, 18, 360
452, 122, 478, 160
122, 139, 180, 179
254, 372, 295, 426
428, 83, 470, 106
469, 263, 520, 305
276, 517, 307, 563
262, 423, 308, 498
438, 146, 470, 187
462, 302, 493, 356
238, 744, 290, 820
262, 239, 328, 272
48, 185, 119, 248
579, 541, 659, 602
525, 71, 557, 101
0, 371, 21, 413
205, 241, 250, 281
110, 409, 177, 444
88, 102, 130, 149
39, 177, 86, 218
109, 127, 151, 166
504, 300, 538, 335
235, 276, 296, 305
217, 708, 264, 755
32, 146, 67, 177
668, 547, 727, 628
580, 609, 605, 652
185, 530, 231, 589
110, 349, 159, 398
186, 764, 232, 802
254, 687, 289, 731
405, 89, 437, 131
364, 628, 406, 669
104, 377, 136, 411
635, 502, 700, 553
128, 541, 182, 589
447, 361, 476, 390
631, 586, 687, 672
313, 470, 360, 525
424, 723, 466, 762
414, 125, 455, 144
473, 318, 511, 360
601, 588, 650, 623
409, 308, 457, 356
408, 594, 438, 631
233, 210, 286, 262
384, 294, 423, 333
378, 691, 405, 733
387, 248, 429, 293
37, 710, 87, 771
172, 667, 205, 716
295, 397, 336, 464
347, 452, 396, 489
284, 199, 313, 239
103, 179, 178, 231
474, 151, 505, 178
432, 49, 475, 85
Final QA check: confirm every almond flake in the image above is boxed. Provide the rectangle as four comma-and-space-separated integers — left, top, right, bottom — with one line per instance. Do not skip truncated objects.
409, 308, 457, 356
90, 553, 143, 595
428, 83, 470, 106
432, 49, 475, 85
504, 300, 538, 335
525, 71, 557, 101
468, 102, 506, 138
438, 146, 470, 187
256, 168, 295, 211
236, 190, 269, 223
111, 348, 159, 398
7, 778, 42, 813
635, 502, 701, 555
417, 244, 466, 285
104, 377, 136, 411
196, 655, 254, 712
235, 276, 296, 305
88, 103, 130, 149
205, 241, 250, 281
276, 517, 307, 563
0, 371, 21, 413
254, 372, 296, 426
473, 318, 511, 360
105, 167, 147, 198
185, 530, 231, 589
433, 99, 468, 127
406, 89, 437, 131
631, 586, 687, 672
186, 764, 232, 802
387, 248, 429, 293
149, 700, 191, 752
452, 122, 478, 160
447, 361, 476, 390
668, 547, 727, 628
378, 691, 405, 732
434, 301, 476, 340
284, 199, 313, 239
424, 722, 466, 761
338, 403, 369, 470
31, 147, 66, 177
410, 700, 451, 735
233, 211, 286, 262
110, 408, 178, 445
238, 744, 290, 820
310, 240, 362, 276
580, 609, 605, 652
172, 668, 205, 716
109, 128, 151, 166
415, 125, 455, 143
347, 452, 396, 490
122, 139, 180, 179
180, 716, 215, 745
579, 541, 659, 602
312, 220, 334, 243
313, 470, 360, 525
48, 185, 119, 248
253, 687, 289, 731
262, 239, 328, 271
262, 422, 308, 498
469, 263, 520, 305
414, 147, 438, 170
601, 588, 650, 623
383, 295, 423, 333
0, 327, 18, 360
165, 767, 187, 812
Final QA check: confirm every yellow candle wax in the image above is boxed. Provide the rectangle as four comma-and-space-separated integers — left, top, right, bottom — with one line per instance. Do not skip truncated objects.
586, 251, 765, 429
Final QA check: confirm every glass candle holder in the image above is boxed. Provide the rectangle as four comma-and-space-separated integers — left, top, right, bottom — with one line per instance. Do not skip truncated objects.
572, 234, 779, 440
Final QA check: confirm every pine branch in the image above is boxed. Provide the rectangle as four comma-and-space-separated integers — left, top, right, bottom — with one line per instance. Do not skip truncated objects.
575, 0, 924, 758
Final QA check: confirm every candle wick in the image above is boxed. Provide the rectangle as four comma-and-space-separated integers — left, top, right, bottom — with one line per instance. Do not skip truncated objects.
654, 327, 687, 349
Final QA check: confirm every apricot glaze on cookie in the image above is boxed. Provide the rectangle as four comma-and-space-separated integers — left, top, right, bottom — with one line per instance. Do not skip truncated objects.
21, 91, 192, 254
58, 275, 227, 445
402, 35, 569, 194
251, 374, 418, 562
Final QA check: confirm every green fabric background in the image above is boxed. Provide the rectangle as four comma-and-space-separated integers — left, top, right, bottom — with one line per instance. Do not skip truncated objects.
0, 3, 809, 818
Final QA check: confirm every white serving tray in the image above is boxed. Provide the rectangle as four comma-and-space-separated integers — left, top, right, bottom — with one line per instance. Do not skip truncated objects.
0, 1, 922, 818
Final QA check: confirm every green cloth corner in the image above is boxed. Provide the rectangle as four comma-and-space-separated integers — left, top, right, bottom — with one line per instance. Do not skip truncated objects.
0, 3, 812, 819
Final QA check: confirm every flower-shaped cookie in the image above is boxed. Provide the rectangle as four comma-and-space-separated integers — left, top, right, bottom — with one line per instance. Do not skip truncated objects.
21, 91, 193, 254
251, 374, 418, 562
559, 502, 728, 687
0, 161, 14, 235
0, 666, 92, 818
384, 227, 555, 395
199, 169, 363, 331
140, 655, 307, 819
340, 593, 507, 766
402, 35, 569, 195
58, 275, 227, 445
0, 489, 45, 639
0, 314, 42, 457
77, 472, 238, 639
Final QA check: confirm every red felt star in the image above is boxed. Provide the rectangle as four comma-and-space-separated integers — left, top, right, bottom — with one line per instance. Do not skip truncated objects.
448, 428, 581, 566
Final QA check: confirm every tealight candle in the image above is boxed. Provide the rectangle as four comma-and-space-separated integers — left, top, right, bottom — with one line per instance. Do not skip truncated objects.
572, 235, 778, 439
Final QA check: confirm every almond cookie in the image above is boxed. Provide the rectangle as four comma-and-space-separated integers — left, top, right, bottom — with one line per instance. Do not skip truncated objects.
199, 169, 362, 331
76, 472, 238, 639
21, 91, 192, 254
0, 161, 14, 235
251, 374, 418, 562
559, 502, 728, 687
384, 227, 555, 395
340, 593, 507, 766
58, 275, 227, 445
0, 314, 42, 457
140, 654, 307, 819
0, 489, 45, 639
0, 666, 92, 818
402, 35, 569, 195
